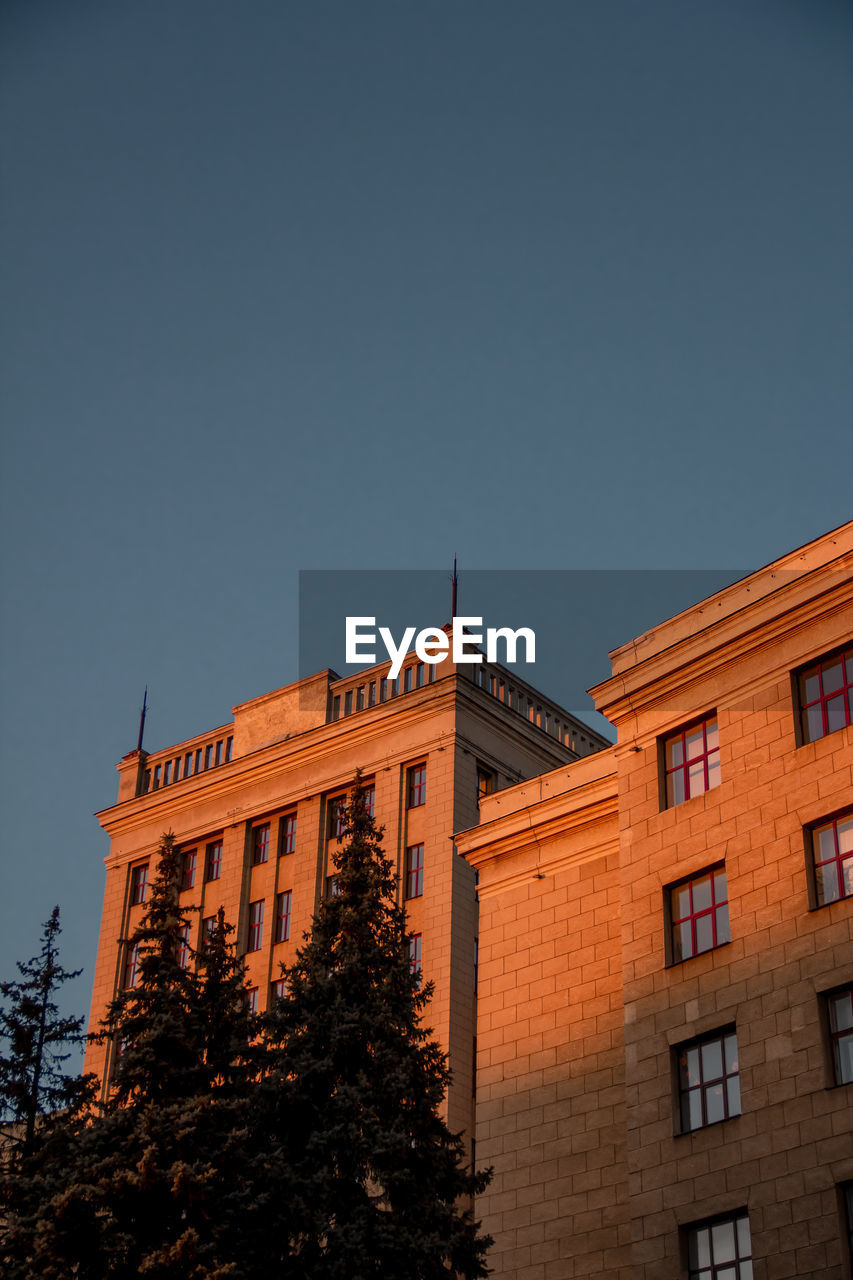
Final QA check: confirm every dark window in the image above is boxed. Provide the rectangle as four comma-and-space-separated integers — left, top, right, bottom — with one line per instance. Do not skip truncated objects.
797, 646, 853, 743
275, 890, 292, 943
205, 839, 222, 882
326, 875, 341, 899
406, 844, 424, 899
246, 986, 259, 1015
201, 915, 216, 948
685, 1211, 752, 1280
809, 812, 853, 907
176, 923, 191, 969
407, 764, 426, 808
476, 768, 494, 804
130, 863, 148, 906
677, 1028, 741, 1132
280, 814, 297, 855
663, 715, 721, 807
181, 849, 197, 892
252, 823, 270, 866
409, 933, 422, 985
827, 986, 853, 1085
668, 865, 730, 963
329, 798, 346, 839
247, 900, 264, 952
123, 940, 140, 989
271, 977, 287, 1003
841, 1182, 853, 1269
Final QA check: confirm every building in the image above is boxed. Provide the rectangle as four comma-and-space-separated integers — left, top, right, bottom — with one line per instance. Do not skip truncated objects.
456, 521, 853, 1278
84, 638, 609, 1155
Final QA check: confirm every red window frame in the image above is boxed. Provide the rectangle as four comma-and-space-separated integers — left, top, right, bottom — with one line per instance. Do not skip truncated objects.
247, 900, 264, 952
130, 863, 148, 906
677, 1028, 741, 1132
252, 823, 270, 866
181, 849, 197, 892
407, 764, 426, 809
406, 844, 424, 899
271, 977, 287, 1003
201, 915, 216, 948
668, 864, 730, 963
409, 933, 422, 985
827, 986, 853, 1086
663, 715, 720, 807
329, 798, 346, 839
176, 923, 191, 969
275, 890, 292, 943
798, 647, 853, 744
205, 839, 222, 882
811, 812, 853, 907
364, 786, 375, 818
280, 814, 297, 855
246, 986, 259, 1015
124, 940, 141, 989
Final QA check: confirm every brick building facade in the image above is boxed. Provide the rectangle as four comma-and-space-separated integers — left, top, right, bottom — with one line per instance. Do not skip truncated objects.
456, 521, 853, 1278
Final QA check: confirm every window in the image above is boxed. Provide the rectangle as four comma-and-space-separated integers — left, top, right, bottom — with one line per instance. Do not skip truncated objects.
247, 900, 264, 952
124, 940, 141, 989
663, 715, 720, 807
329, 798, 346, 839
176, 923, 191, 969
797, 646, 853, 743
677, 1028, 741, 1132
407, 764, 426, 808
246, 986, 259, 1015
826, 986, 853, 1085
363, 786, 375, 818
280, 814, 297, 855
201, 915, 217, 948
409, 933, 422, 985
685, 1211, 752, 1280
252, 823, 270, 866
326, 875, 341, 899
668, 865, 730, 963
476, 767, 494, 804
406, 844, 424, 899
275, 890, 292, 943
271, 977, 287, 1003
809, 812, 853, 907
205, 839, 222, 882
181, 849, 197, 892
130, 863, 148, 906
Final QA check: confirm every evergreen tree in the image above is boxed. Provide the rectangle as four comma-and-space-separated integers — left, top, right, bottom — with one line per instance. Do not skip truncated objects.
3, 835, 268, 1280
0, 906, 93, 1156
263, 778, 492, 1280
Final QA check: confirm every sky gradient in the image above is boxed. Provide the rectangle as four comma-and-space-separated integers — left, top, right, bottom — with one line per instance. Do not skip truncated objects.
1, 1, 851, 1042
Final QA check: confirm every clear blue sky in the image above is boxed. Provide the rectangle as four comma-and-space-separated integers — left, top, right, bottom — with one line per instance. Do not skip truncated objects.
1, 1, 851, 1042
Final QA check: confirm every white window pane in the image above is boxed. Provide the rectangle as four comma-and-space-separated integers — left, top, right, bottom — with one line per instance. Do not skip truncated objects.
685, 727, 705, 760
692, 875, 712, 913
822, 660, 844, 693
727, 1075, 741, 1116
707, 757, 721, 791
711, 1219, 736, 1263
827, 695, 846, 732
701, 1039, 723, 1080
837, 819, 853, 855
736, 1216, 752, 1257
715, 905, 730, 944
705, 1083, 725, 1125
688, 760, 706, 797
695, 914, 713, 954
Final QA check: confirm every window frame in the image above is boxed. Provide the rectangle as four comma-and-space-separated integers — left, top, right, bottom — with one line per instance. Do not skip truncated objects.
123, 939, 141, 989
270, 977, 287, 1004
180, 848, 197, 892
665, 862, 731, 966
405, 843, 425, 899
251, 822, 270, 866
805, 809, 853, 909
793, 644, 853, 746
246, 986, 259, 1015
328, 797, 346, 840
660, 713, 721, 810
407, 763, 427, 809
674, 1025, 741, 1134
275, 890, 292, 943
822, 984, 853, 1087
130, 863, 149, 906
176, 922, 191, 970
279, 813, 297, 856
409, 933, 422, 986
204, 838, 223, 882
247, 899, 264, 952
682, 1209, 752, 1280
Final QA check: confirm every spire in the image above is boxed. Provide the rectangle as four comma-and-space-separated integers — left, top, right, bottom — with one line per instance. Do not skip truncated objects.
451, 555, 458, 619
136, 686, 148, 753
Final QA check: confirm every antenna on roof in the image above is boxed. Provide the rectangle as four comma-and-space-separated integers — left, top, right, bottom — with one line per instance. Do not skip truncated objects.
136, 686, 148, 753
451, 555, 458, 619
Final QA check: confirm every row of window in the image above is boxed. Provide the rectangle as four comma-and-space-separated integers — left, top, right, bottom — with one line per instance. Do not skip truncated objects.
676, 990, 852, 1138
242, 937, 424, 1015
662, 644, 852, 811
667, 812, 852, 969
